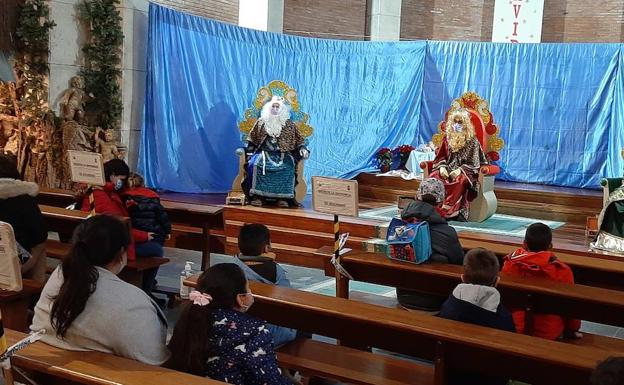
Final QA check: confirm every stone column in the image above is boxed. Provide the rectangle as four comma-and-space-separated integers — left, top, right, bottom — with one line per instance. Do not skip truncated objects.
238, 0, 284, 33
366, 0, 402, 41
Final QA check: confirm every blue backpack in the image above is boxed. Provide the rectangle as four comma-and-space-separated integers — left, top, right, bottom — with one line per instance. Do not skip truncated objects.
385, 218, 432, 264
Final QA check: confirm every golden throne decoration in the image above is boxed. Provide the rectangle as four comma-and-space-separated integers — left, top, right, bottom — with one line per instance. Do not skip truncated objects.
421, 91, 505, 222
229, 80, 313, 204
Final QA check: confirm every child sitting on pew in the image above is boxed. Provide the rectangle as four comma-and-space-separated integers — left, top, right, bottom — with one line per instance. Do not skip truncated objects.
122, 172, 171, 245
397, 178, 465, 311
166, 263, 294, 385
31, 215, 169, 365
502, 222, 582, 340
439, 247, 515, 385
211, 223, 297, 347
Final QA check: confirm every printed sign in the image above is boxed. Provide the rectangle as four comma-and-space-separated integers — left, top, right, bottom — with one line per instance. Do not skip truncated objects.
68, 151, 105, 186
0, 222, 22, 292
312, 177, 359, 217
492, 0, 544, 43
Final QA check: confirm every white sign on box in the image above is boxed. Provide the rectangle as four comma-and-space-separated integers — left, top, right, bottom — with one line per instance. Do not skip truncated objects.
68, 150, 105, 186
492, 0, 544, 43
312, 177, 359, 217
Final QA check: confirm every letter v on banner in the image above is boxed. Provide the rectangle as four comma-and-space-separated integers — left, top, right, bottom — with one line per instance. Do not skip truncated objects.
492, 0, 544, 43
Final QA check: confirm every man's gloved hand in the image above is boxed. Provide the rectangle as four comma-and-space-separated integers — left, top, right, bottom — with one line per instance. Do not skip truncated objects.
299, 148, 310, 159
439, 166, 449, 179
449, 168, 461, 179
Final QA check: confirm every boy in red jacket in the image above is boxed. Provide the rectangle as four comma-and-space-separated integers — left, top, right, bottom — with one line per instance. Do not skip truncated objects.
502, 222, 582, 340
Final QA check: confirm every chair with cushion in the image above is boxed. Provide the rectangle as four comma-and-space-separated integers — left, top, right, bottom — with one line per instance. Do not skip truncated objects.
420, 91, 504, 222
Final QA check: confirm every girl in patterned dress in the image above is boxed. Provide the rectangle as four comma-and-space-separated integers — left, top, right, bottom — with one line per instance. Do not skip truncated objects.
166, 263, 293, 385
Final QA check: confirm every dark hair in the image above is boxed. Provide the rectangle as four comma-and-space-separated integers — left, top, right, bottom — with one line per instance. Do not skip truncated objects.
50, 215, 130, 338
0, 154, 21, 179
591, 357, 624, 385
463, 248, 500, 286
103, 159, 130, 180
524, 222, 552, 252
238, 223, 270, 256
420, 194, 439, 206
166, 263, 248, 375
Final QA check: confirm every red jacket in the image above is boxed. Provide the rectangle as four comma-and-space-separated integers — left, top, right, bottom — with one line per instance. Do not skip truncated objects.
502, 248, 581, 340
80, 183, 149, 260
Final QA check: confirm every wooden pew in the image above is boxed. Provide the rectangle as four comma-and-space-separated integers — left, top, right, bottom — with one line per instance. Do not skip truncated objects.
185, 276, 611, 385
160, 200, 223, 270
37, 188, 225, 270
458, 231, 624, 291
316, 247, 624, 329
39, 205, 170, 288
5, 329, 226, 385
0, 279, 43, 332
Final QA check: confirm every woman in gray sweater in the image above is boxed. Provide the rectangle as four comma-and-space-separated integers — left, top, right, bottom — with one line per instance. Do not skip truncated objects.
31, 215, 169, 365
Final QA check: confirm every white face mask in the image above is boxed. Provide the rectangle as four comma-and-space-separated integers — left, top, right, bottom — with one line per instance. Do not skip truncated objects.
238, 292, 254, 312
452, 122, 463, 132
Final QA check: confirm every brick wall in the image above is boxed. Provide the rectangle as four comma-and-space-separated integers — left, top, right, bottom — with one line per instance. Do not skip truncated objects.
401, 0, 623, 42
401, 0, 494, 41
542, 0, 624, 42
152, 0, 239, 23
283, 0, 367, 40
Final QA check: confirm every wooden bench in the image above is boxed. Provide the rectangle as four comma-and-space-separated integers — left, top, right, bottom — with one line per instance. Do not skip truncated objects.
316, 247, 624, 328
37, 189, 225, 270
458, 231, 624, 291
184, 277, 612, 385
4, 328, 226, 385
40, 205, 170, 289
0, 279, 43, 332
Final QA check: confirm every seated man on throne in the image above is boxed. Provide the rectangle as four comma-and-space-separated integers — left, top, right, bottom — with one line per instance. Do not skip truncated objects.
430, 109, 488, 221
242, 96, 310, 208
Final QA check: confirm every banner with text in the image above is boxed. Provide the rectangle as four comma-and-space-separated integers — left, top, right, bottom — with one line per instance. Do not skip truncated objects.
492, 0, 544, 43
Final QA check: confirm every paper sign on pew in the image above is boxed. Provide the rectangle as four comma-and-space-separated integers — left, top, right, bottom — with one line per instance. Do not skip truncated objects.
312, 177, 359, 217
0, 222, 22, 292
68, 150, 105, 186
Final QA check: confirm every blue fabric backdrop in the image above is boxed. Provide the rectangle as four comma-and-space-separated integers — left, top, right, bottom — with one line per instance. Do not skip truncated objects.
139, 3, 425, 193
140, 3, 624, 192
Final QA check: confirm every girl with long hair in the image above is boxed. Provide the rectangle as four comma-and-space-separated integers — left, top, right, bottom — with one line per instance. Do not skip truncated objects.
166, 263, 292, 384
30, 215, 169, 365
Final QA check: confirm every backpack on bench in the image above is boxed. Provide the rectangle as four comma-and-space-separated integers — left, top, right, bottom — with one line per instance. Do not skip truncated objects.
386, 218, 432, 264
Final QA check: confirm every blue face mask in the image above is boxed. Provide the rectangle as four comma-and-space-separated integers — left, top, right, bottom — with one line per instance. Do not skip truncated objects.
114, 179, 124, 191
452, 123, 463, 132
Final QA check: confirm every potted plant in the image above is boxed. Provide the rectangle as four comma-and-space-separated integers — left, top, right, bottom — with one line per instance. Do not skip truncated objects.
393, 144, 415, 169
375, 147, 393, 173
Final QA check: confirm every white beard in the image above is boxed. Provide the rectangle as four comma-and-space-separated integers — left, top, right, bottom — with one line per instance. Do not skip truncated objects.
262, 115, 287, 138
259, 103, 290, 138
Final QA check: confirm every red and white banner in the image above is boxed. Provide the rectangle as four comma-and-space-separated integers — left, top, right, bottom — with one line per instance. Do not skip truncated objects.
492, 0, 544, 43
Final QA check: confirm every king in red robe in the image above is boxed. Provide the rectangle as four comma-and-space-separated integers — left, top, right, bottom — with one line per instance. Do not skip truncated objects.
429, 109, 488, 221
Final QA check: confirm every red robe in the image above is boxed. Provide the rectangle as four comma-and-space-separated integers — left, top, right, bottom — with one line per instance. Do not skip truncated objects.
430, 136, 487, 219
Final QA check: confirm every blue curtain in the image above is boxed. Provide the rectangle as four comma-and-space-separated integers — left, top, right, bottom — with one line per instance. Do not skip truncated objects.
420, 41, 623, 188
140, 3, 624, 192
139, 3, 426, 193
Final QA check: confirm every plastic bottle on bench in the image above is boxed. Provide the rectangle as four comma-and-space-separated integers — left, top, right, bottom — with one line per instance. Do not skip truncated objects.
179, 261, 194, 300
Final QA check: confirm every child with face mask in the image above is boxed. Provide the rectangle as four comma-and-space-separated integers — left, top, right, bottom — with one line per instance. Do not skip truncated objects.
166, 263, 294, 385
80, 159, 165, 297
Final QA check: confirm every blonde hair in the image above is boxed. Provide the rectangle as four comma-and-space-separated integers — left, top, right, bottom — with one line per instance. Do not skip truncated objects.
127, 172, 145, 188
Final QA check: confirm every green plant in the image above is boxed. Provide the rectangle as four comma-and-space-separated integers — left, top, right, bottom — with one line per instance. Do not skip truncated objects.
14, 0, 56, 123
80, 0, 124, 130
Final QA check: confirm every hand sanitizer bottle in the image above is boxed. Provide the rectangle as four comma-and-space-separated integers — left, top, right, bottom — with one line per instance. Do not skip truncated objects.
179, 261, 194, 300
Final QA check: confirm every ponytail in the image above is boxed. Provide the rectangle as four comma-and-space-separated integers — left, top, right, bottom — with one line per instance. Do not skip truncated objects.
51, 215, 130, 338
166, 264, 248, 375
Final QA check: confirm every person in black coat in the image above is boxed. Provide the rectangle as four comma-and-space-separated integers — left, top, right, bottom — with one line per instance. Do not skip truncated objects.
0, 154, 47, 281
122, 173, 171, 244
439, 248, 515, 385
396, 178, 464, 311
